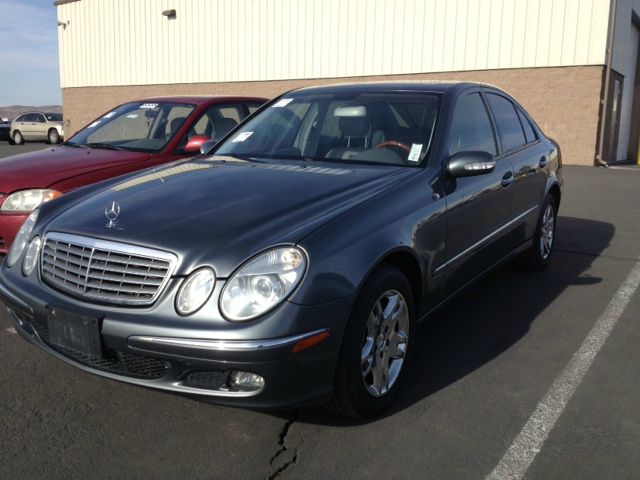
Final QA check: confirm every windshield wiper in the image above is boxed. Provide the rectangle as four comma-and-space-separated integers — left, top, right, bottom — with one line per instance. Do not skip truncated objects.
84, 142, 127, 151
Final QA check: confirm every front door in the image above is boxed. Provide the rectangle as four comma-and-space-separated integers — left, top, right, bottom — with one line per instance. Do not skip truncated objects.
441, 91, 515, 295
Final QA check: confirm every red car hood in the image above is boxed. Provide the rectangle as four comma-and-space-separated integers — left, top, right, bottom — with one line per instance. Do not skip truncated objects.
0, 146, 150, 193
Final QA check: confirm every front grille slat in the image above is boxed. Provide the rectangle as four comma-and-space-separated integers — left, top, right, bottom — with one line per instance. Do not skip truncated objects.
85, 271, 163, 286
41, 233, 175, 306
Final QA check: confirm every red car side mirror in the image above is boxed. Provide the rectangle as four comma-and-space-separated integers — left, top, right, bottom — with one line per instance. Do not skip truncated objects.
183, 135, 212, 154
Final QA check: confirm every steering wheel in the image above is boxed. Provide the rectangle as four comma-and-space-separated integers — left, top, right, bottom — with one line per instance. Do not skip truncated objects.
376, 140, 411, 153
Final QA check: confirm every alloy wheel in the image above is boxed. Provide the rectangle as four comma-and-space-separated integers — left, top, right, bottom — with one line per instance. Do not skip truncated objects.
361, 290, 409, 397
539, 203, 555, 259
49, 129, 59, 144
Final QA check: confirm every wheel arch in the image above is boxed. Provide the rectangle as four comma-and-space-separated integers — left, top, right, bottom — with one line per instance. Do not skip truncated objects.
547, 182, 561, 209
352, 247, 426, 318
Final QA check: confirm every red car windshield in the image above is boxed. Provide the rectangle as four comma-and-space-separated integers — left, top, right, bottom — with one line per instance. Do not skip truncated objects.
66, 101, 196, 153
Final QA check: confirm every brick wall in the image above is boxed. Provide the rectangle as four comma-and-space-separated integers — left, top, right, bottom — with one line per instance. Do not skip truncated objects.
62, 65, 604, 166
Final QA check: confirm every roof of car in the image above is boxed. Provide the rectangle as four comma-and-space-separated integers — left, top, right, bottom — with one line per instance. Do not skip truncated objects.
133, 95, 268, 105
290, 81, 501, 95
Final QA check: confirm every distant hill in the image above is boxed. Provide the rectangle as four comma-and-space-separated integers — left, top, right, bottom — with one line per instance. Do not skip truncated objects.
0, 105, 62, 121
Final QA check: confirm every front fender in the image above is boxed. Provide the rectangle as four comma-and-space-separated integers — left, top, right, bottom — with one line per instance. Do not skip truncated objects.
291, 172, 446, 309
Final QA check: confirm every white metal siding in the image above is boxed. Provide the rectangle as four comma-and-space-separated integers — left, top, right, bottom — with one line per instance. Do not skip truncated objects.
57, 0, 612, 88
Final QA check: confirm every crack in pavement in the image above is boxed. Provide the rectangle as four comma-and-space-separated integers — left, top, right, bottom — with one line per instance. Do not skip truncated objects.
267, 411, 300, 480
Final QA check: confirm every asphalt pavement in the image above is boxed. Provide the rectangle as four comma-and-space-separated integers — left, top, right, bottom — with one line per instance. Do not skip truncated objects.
0, 141, 53, 159
0, 160, 638, 480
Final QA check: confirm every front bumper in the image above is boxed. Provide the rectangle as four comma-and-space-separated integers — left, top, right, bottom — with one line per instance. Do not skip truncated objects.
0, 213, 27, 253
0, 272, 351, 409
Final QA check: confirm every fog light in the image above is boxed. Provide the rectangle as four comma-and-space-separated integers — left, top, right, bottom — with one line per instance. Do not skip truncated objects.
229, 371, 265, 391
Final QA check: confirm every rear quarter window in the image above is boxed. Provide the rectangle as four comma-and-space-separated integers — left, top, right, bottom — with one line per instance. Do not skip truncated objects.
486, 93, 527, 153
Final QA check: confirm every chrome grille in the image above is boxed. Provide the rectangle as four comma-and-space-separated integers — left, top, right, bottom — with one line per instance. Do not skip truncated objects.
41, 232, 176, 306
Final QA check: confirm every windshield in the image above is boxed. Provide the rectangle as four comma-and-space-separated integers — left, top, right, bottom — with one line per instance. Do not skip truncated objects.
215, 92, 440, 166
46, 113, 63, 122
66, 101, 196, 152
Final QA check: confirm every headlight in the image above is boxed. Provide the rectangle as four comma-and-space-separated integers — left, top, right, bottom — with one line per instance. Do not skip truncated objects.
220, 246, 307, 321
22, 236, 42, 276
0, 189, 62, 212
6, 210, 39, 267
175, 268, 216, 315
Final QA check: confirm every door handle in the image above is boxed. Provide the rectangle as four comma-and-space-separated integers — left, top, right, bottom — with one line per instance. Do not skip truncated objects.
501, 171, 514, 187
539, 156, 549, 168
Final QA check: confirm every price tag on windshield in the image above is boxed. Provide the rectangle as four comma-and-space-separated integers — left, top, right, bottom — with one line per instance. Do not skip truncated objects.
407, 144, 423, 162
232, 131, 254, 142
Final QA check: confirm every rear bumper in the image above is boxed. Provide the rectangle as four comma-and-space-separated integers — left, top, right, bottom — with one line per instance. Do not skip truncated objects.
0, 213, 28, 253
0, 275, 350, 409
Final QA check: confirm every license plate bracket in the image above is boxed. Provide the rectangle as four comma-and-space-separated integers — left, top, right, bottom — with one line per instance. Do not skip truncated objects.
46, 307, 102, 358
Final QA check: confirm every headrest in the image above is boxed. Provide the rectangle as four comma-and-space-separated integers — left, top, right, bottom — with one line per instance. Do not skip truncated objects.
215, 117, 238, 138
339, 116, 370, 137
170, 117, 187, 133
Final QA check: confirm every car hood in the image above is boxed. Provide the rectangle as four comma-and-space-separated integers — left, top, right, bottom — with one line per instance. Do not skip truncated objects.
43, 156, 418, 276
0, 146, 149, 193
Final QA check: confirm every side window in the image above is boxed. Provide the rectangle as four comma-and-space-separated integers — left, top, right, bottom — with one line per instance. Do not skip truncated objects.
486, 93, 526, 152
449, 93, 497, 156
15, 114, 27, 122
35, 114, 46, 123
176, 103, 245, 153
517, 107, 537, 144
218, 106, 242, 123
247, 103, 264, 115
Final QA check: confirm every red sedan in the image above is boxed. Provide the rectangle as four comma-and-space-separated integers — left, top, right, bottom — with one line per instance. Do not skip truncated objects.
0, 96, 266, 253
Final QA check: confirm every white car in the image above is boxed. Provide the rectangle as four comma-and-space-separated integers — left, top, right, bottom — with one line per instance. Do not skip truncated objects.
10, 112, 64, 145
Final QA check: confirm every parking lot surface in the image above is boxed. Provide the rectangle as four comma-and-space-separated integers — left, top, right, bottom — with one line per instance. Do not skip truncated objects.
1, 162, 638, 479
0, 141, 53, 159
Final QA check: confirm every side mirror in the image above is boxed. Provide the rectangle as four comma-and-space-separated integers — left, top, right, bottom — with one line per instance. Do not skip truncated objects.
183, 135, 212, 154
447, 151, 496, 178
199, 139, 217, 155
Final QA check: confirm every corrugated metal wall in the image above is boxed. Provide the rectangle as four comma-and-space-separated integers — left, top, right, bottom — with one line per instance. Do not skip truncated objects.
57, 0, 611, 88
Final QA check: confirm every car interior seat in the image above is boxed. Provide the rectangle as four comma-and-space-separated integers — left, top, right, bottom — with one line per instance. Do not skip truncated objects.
325, 106, 372, 160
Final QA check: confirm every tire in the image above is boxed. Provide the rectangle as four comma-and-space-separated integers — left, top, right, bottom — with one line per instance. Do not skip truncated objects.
7, 138, 14, 145
13, 130, 24, 145
47, 128, 60, 144
518, 194, 557, 270
329, 265, 416, 419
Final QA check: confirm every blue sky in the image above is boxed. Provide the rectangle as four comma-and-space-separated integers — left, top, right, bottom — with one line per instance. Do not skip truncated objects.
0, 0, 61, 106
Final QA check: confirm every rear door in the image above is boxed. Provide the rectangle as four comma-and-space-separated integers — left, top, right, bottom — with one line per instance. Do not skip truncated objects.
484, 92, 547, 248
441, 90, 515, 295
33, 113, 48, 140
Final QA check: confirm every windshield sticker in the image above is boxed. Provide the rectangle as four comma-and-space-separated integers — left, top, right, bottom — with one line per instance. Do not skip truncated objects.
407, 144, 423, 162
272, 98, 293, 108
231, 131, 254, 142
126, 114, 138, 119
103, 111, 117, 119
139, 103, 159, 109
87, 120, 101, 128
